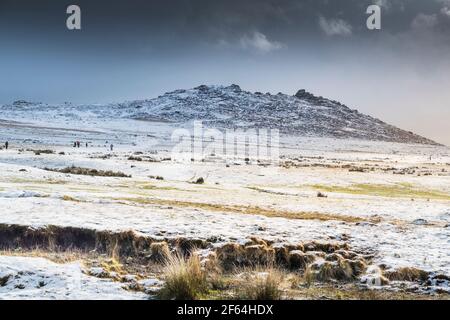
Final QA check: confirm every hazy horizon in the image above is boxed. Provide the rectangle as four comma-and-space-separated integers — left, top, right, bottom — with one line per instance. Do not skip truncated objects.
1, 0, 449, 145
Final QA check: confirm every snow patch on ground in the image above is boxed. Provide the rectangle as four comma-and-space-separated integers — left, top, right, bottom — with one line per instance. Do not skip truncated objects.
0, 190, 43, 198
0, 256, 147, 300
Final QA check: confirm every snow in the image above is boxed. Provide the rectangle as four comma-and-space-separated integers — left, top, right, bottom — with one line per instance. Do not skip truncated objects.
0, 256, 147, 300
0, 190, 42, 198
0, 85, 441, 145
0, 87, 449, 296
138, 278, 165, 295
0, 145, 449, 274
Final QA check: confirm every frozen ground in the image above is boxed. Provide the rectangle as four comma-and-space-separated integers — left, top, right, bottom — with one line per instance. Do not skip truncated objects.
0, 256, 147, 300
0, 114, 449, 297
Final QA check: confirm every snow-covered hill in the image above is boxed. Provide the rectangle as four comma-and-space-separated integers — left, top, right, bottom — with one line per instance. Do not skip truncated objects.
1, 85, 439, 145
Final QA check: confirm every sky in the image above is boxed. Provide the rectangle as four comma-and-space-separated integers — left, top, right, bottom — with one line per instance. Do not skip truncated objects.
0, 0, 449, 144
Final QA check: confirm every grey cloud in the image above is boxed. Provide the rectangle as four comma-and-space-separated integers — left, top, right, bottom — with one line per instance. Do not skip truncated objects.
214, 31, 284, 54
441, 6, 450, 16
373, 0, 392, 11
411, 13, 439, 30
318, 16, 352, 36
0, 0, 449, 144
239, 31, 284, 53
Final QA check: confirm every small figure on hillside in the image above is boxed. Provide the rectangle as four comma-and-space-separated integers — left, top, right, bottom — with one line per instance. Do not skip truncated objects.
5, 141, 8, 150
76, 141, 81, 148
110, 144, 114, 151
86, 142, 88, 148
73, 142, 77, 148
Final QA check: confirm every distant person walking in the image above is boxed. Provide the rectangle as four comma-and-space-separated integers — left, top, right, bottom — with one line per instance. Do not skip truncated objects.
5, 141, 8, 150
110, 144, 114, 151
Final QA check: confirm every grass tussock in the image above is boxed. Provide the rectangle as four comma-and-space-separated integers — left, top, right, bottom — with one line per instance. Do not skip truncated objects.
61, 195, 82, 202
315, 260, 354, 282
100, 257, 125, 277
150, 242, 171, 262
158, 253, 209, 300
288, 250, 315, 270
304, 254, 366, 283
236, 269, 283, 300
193, 177, 205, 184
45, 166, 131, 178
215, 239, 280, 270
149, 175, 164, 180
29, 149, 55, 155
385, 267, 429, 282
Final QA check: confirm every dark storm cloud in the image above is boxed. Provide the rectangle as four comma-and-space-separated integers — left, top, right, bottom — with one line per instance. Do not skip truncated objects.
2, 0, 450, 79
0, 0, 449, 144
2, 0, 450, 49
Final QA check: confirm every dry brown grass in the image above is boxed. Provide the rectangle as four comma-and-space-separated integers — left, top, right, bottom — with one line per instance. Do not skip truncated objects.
61, 195, 82, 202
1, 247, 448, 301
288, 283, 449, 300
117, 197, 371, 223
30, 149, 55, 155
235, 269, 283, 300
115, 197, 447, 227
158, 253, 209, 300
312, 183, 450, 201
315, 260, 354, 282
150, 242, 171, 262
0, 247, 91, 264
45, 166, 131, 178
385, 267, 429, 282
288, 250, 315, 270
304, 255, 367, 283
